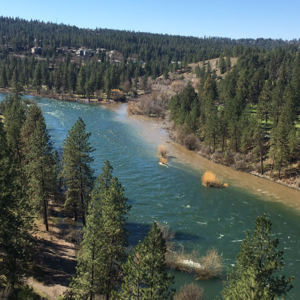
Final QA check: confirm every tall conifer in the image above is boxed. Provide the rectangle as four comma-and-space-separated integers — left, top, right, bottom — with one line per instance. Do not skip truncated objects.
60, 117, 94, 225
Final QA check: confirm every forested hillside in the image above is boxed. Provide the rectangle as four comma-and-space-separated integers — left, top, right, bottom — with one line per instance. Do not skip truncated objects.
0, 16, 299, 102
168, 46, 300, 183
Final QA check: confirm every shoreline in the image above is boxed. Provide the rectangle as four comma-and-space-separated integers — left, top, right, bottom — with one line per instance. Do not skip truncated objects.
0, 88, 121, 105
109, 103, 300, 211
1, 92, 299, 210
162, 122, 300, 193
106, 102, 300, 193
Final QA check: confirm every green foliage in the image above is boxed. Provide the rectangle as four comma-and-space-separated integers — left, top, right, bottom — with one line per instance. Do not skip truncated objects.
60, 117, 95, 225
70, 161, 130, 300
0, 121, 33, 287
17, 285, 39, 300
221, 214, 294, 300
2, 94, 27, 164
23, 114, 56, 231
114, 222, 174, 300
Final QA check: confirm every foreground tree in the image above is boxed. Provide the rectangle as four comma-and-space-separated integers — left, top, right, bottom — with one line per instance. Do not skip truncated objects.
70, 161, 130, 300
113, 222, 175, 300
24, 117, 57, 231
2, 94, 26, 165
60, 117, 94, 225
0, 122, 32, 289
220, 214, 294, 300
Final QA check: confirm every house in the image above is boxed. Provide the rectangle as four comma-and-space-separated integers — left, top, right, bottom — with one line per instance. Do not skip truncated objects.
76, 49, 83, 56
31, 47, 43, 54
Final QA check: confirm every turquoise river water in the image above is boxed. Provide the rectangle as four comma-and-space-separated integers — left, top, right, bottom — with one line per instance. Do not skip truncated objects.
1, 93, 299, 299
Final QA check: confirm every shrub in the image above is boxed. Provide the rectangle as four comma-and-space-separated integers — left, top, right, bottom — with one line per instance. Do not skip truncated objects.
160, 157, 168, 164
174, 283, 204, 300
245, 153, 253, 163
17, 285, 39, 300
0, 285, 11, 300
224, 151, 234, 165
166, 247, 223, 280
202, 146, 211, 156
158, 145, 168, 158
184, 134, 201, 151
201, 171, 223, 188
195, 249, 223, 280
212, 151, 224, 162
126, 101, 142, 115
232, 160, 246, 170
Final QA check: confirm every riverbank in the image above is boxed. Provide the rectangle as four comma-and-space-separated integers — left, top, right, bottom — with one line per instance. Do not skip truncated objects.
109, 103, 300, 211
0, 88, 119, 105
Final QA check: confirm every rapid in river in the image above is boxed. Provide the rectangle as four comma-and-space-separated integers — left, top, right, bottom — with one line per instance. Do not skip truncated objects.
1, 93, 299, 299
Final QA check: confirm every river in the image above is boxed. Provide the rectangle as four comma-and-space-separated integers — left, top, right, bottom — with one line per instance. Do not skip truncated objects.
1, 93, 299, 299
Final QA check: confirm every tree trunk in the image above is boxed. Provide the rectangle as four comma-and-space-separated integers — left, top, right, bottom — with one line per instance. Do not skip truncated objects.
81, 193, 85, 226
90, 250, 94, 300
44, 198, 49, 231
222, 134, 225, 152
259, 142, 263, 175
74, 202, 77, 221
278, 157, 282, 179
213, 134, 215, 153
270, 154, 275, 176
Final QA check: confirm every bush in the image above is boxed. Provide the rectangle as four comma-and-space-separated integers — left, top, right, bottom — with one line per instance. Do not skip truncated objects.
211, 151, 224, 162
174, 283, 204, 300
224, 151, 234, 165
202, 146, 211, 156
184, 134, 201, 151
201, 171, 223, 188
195, 249, 223, 280
126, 101, 142, 115
232, 160, 246, 170
166, 247, 223, 280
17, 285, 39, 300
158, 145, 168, 158
160, 157, 168, 164
0, 285, 11, 300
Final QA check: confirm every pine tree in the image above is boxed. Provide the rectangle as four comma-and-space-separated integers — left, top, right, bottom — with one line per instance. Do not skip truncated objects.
225, 55, 231, 71
0, 67, 8, 88
60, 117, 94, 225
0, 121, 33, 288
113, 222, 174, 300
257, 80, 272, 125
33, 62, 42, 94
221, 215, 294, 300
24, 117, 56, 231
2, 94, 27, 165
219, 54, 226, 74
71, 161, 131, 300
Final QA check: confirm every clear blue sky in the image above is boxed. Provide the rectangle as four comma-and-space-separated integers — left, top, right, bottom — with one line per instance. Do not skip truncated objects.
2, 0, 300, 40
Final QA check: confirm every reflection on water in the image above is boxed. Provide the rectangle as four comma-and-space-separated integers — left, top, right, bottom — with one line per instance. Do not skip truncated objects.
1, 94, 299, 299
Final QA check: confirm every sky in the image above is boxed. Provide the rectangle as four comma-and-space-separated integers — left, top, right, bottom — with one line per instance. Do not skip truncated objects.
1, 0, 300, 40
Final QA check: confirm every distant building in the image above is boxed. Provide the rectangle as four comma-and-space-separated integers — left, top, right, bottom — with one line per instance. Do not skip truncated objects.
31, 47, 42, 54
76, 49, 83, 56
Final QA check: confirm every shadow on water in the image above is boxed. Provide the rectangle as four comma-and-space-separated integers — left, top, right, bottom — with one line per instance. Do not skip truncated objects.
126, 222, 205, 246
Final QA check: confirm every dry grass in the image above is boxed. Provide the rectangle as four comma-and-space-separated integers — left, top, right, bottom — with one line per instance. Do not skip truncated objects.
160, 157, 168, 164
126, 101, 142, 115
0, 285, 11, 300
201, 171, 223, 188
174, 283, 204, 300
155, 223, 223, 280
158, 145, 168, 158
166, 248, 223, 280
195, 249, 223, 280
